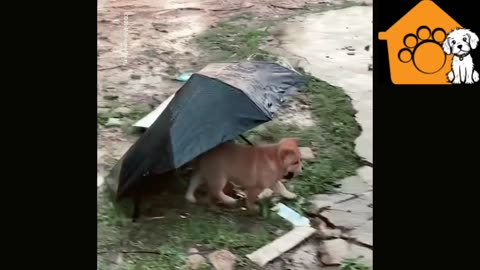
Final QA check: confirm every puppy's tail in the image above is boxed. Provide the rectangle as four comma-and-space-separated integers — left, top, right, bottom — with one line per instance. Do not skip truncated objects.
473, 70, 479, 82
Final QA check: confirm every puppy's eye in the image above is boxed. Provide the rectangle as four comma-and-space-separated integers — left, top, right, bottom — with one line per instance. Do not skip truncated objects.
452, 40, 456, 45
463, 37, 467, 42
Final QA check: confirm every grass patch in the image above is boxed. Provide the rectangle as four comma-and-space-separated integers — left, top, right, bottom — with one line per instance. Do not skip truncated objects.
97, 104, 152, 133
341, 257, 372, 270
197, 18, 275, 61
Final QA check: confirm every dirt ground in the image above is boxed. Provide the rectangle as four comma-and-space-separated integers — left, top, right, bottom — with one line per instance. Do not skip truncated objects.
97, 0, 354, 175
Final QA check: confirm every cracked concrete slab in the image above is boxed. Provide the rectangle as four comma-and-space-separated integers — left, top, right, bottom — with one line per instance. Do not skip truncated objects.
356, 166, 372, 187
321, 209, 371, 229
330, 197, 372, 214
338, 176, 370, 195
307, 193, 355, 214
350, 220, 372, 246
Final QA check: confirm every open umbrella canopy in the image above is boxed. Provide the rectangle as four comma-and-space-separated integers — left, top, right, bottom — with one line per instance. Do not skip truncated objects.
116, 61, 305, 199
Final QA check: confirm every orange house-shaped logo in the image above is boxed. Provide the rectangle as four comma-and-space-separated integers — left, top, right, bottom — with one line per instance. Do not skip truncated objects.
379, 0, 462, 84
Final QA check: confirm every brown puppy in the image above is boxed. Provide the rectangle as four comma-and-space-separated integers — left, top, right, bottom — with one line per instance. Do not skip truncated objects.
185, 138, 302, 209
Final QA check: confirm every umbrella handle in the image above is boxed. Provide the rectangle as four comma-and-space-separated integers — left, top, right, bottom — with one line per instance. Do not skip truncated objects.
239, 134, 254, 146
132, 195, 142, 222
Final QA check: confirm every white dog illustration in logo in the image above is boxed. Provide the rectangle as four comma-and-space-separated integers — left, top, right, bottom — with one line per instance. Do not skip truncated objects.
442, 28, 479, 84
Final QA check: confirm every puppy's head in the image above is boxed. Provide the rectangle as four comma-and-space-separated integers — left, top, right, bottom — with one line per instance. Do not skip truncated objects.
277, 138, 302, 176
443, 28, 479, 55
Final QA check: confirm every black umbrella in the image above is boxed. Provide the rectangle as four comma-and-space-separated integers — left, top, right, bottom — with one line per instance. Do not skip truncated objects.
116, 61, 305, 200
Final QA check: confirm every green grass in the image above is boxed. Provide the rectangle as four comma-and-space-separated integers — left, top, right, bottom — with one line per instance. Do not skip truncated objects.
197, 17, 275, 61
98, 10, 362, 270
341, 257, 372, 270
97, 104, 152, 133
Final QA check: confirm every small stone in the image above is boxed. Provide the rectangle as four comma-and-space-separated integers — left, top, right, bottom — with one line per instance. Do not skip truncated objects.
97, 108, 110, 114
319, 239, 349, 265
112, 107, 132, 115
364, 45, 370, 51
347, 52, 355, 55
208, 249, 236, 270
313, 218, 342, 239
130, 74, 142, 80
188, 248, 199, 254
346, 46, 355, 51
103, 95, 118, 100
299, 147, 315, 160
339, 176, 370, 195
368, 64, 373, 71
186, 254, 207, 270
105, 118, 123, 127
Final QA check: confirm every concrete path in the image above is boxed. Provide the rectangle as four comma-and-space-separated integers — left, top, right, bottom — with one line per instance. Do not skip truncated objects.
277, 5, 373, 268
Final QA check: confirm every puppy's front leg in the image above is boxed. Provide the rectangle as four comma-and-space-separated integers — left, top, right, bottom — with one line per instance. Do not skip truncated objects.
185, 173, 203, 203
452, 65, 461, 84
208, 177, 237, 205
465, 67, 474, 84
272, 181, 297, 199
246, 187, 263, 211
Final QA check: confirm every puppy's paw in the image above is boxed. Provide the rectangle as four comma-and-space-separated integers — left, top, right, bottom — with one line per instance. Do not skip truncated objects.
258, 188, 274, 200
473, 71, 479, 82
466, 79, 474, 84
452, 79, 461, 84
185, 194, 197, 203
281, 191, 297, 200
447, 71, 455, 82
222, 196, 238, 205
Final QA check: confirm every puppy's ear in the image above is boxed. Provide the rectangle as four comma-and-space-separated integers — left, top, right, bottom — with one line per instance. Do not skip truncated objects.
278, 147, 297, 164
467, 30, 479, 49
291, 137, 300, 144
281, 137, 300, 145
442, 36, 452, 54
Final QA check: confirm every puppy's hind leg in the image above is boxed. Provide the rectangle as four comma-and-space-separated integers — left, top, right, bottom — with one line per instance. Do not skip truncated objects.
208, 176, 237, 205
466, 68, 475, 84
185, 172, 204, 203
